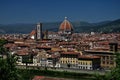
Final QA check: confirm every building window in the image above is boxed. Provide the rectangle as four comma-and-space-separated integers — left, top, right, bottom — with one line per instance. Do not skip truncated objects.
83, 67, 85, 69
110, 61, 114, 65
103, 56, 105, 60
90, 67, 92, 70
110, 56, 114, 61
83, 62, 84, 65
90, 63, 92, 65
81, 66, 82, 69
107, 62, 109, 64
103, 61, 105, 64
106, 56, 109, 60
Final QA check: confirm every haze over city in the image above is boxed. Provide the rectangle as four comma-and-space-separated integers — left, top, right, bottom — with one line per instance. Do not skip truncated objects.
0, 0, 120, 24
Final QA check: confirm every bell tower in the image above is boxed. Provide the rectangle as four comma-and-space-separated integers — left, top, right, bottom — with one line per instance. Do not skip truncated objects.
36, 23, 42, 40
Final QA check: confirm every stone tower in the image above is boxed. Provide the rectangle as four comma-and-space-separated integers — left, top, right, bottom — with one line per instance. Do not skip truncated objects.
36, 23, 42, 40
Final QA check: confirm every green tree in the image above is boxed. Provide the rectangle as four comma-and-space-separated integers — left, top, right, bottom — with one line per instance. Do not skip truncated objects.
0, 54, 22, 80
0, 39, 7, 47
93, 73, 103, 80
0, 39, 22, 80
110, 52, 120, 80
93, 52, 120, 80
0, 39, 8, 59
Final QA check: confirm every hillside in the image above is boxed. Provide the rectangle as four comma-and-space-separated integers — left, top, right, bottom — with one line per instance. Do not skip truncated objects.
96, 19, 120, 33
0, 19, 120, 34
74, 19, 120, 33
0, 21, 93, 34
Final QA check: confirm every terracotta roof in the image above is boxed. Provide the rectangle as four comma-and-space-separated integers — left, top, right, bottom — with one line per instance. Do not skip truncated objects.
61, 51, 79, 55
92, 47, 109, 51
48, 50, 62, 53
36, 46, 51, 49
59, 17, 73, 31
59, 42, 78, 45
16, 43, 30, 47
4, 43, 16, 48
51, 47, 61, 51
79, 55, 100, 59
30, 30, 36, 36
98, 41, 109, 45
25, 39, 36, 42
51, 54, 60, 58
32, 76, 68, 80
32, 76, 44, 80
39, 40, 51, 43
15, 49, 29, 56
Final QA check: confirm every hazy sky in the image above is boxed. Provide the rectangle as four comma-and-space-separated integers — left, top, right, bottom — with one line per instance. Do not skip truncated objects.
0, 0, 120, 24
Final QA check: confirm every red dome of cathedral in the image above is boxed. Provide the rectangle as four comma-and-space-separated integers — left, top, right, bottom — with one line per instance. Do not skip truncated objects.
59, 17, 73, 31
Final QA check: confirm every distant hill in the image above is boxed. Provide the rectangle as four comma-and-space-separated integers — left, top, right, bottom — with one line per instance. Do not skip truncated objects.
95, 19, 120, 33
0, 19, 120, 34
0, 23, 61, 34
0, 21, 94, 34
74, 19, 120, 33
92, 21, 112, 26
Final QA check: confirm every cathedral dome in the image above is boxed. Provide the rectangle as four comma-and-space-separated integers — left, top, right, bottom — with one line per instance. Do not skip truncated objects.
59, 17, 73, 31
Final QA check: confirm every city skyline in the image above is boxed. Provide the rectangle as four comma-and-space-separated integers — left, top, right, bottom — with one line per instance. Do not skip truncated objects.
0, 0, 120, 24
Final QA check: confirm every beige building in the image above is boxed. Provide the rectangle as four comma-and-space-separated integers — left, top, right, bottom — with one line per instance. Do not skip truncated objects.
84, 50, 116, 69
60, 51, 79, 68
78, 55, 100, 70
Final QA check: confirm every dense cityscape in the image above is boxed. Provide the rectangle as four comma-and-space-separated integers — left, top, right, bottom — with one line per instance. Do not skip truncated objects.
0, 17, 120, 80
0, 0, 120, 80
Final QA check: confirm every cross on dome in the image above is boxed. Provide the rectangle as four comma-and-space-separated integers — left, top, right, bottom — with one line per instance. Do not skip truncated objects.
65, 17, 67, 20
